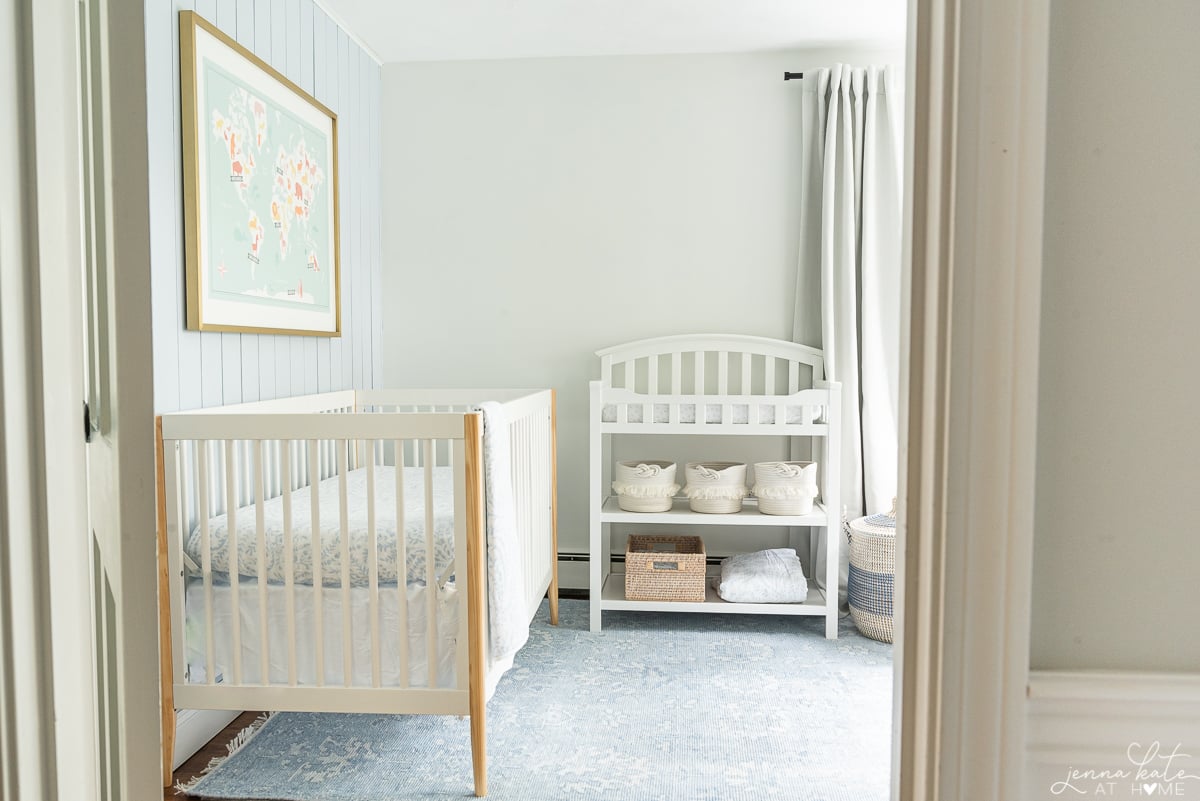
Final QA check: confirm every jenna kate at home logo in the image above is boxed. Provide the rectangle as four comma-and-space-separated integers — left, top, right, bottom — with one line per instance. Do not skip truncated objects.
1051, 742, 1200, 797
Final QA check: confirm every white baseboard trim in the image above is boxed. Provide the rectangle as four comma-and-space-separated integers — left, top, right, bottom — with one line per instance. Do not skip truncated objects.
1025, 670, 1200, 800
173, 708, 242, 771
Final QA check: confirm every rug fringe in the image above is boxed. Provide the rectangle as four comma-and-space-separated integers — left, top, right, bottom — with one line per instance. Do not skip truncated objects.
175, 712, 276, 796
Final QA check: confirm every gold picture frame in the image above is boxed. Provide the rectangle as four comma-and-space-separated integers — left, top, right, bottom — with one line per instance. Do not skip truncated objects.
180, 10, 341, 336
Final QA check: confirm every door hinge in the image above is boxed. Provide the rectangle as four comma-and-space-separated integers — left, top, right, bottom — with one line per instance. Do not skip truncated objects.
83, 401, 92, 443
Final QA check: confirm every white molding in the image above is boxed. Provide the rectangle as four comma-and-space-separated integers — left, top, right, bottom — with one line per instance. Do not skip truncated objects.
311, 0, 383, 66
172, 709, 242, 771
896, 0, 1051, 799
1025, 671, 1200, 801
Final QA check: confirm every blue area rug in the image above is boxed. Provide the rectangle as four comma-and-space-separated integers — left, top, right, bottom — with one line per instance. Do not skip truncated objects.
182, 599, 892, 800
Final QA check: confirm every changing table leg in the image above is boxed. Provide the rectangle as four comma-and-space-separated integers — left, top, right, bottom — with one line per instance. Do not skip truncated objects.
549, 390, 560, 626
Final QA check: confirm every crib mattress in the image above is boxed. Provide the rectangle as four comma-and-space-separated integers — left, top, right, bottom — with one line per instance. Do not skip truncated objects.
184, 578, 461, 690
601, 402, 817, 425
184, 466, 456, 589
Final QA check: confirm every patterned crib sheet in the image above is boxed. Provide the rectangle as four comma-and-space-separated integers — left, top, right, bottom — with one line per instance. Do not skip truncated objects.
184, 465, 456, 588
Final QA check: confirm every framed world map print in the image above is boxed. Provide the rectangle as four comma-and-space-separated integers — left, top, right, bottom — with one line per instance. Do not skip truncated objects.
180, 10, 340, 336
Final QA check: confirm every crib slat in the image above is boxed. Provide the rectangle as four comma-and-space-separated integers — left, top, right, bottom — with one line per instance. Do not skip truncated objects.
366, 443, 381, 688
765, 356, 777, 395
168, 442, 188, 685
788, 361, 800, 395
424, 440, 437, 689
309, 440, 324, 687
225, 440, 242, 685
394, 439, 409, 689
254, 441, 269, 685
648, 354, 659, 395
718, 352, 729, 395
281, 442, 297, 687
451, 438, 471, 695
338, 442, 352, 687
741, 353, 752, 395
197, 441, 215, 685
695, 351, 705, 396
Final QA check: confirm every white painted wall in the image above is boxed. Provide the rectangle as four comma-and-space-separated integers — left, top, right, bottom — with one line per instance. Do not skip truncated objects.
1033, 0, 1200, 672
381, 47, 902, 563
147, 0, 383, 416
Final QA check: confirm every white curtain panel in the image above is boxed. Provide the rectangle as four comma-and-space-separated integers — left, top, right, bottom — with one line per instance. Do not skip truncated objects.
792, 64, 902, 600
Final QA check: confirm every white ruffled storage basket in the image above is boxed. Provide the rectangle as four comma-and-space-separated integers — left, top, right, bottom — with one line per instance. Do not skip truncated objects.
684, 461, 748, 514
751, 461, 819, 515
612, 460, 680, 513
847, 512, 897, 643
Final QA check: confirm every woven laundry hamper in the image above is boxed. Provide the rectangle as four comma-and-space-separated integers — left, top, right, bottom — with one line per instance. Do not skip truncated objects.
683, 462, 748, 514
751, 461, 819, 515
847, 511, 897, 643
612, 460, 679, 512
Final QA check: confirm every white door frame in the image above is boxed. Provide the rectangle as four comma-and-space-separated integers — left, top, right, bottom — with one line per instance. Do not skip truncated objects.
1, 1, 158, 800
79, 0, 161, 798
895, 0, 1051, 799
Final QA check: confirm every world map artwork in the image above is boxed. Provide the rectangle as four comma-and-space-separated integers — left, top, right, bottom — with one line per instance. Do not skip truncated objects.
203, 61, 332, 314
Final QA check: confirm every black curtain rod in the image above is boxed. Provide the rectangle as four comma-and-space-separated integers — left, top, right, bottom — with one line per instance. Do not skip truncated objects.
783, 71, 804, 81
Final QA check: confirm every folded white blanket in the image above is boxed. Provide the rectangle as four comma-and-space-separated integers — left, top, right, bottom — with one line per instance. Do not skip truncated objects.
716, 548, 809, 604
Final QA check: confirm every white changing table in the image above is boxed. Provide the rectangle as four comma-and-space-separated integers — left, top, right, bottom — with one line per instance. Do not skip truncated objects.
588, 334, 842, 636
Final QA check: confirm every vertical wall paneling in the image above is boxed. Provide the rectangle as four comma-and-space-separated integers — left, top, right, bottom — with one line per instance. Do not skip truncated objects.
149, 0, 181, 411
338, 27, 354, 391
215, 0, 241, 404
234, 1, 259, 402
194, 0, 224, 408
254, 0, 276, 401
299, 1, 319, 395
371, 60, 382, 388
351, 44, 362, 390
285, 0, 305, 398
343, 29, 355, 393
312, 8, 331, 393
148, 0, 382, 415
173, 0, 203, 407
325, 9, 343, 390
268, 0, 291, 400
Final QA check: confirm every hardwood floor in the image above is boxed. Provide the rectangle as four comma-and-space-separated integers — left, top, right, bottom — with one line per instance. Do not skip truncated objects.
165, 712, 264, 799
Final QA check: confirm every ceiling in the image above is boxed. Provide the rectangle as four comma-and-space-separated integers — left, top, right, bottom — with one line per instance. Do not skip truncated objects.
318, 0, 907, 64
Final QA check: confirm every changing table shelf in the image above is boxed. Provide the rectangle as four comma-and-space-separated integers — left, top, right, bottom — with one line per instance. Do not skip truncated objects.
600, 573, 828, 616
600, 495, 831, 527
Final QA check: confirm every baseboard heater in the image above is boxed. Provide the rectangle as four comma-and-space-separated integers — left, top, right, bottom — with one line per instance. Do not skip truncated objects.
557, 551, 727, 567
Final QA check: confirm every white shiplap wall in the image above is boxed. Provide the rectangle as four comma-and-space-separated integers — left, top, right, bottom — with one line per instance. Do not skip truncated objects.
147, 0, 382, 413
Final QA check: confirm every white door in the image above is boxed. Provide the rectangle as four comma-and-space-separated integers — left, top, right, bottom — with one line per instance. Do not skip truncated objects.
77, 0, 161, 798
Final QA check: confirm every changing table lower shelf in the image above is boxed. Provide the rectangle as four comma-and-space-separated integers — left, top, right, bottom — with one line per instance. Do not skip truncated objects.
598, 573, 829, 616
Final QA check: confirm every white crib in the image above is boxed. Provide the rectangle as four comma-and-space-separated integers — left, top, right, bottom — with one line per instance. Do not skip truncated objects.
155, 388, 558, 797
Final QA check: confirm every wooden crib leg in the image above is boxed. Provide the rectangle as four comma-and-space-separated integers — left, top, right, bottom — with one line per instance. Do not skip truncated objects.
465, 414, 489, 796
549, 390, 560, 626
470, 703, 487, 797
155, 416, 177, 787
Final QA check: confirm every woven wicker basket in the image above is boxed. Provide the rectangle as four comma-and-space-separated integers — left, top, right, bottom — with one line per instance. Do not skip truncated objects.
612, 460, 679, 513
683, 461, 748, 514
751, 461, 819, 515
847, 514, 897, 643
624, 534, 706, 602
